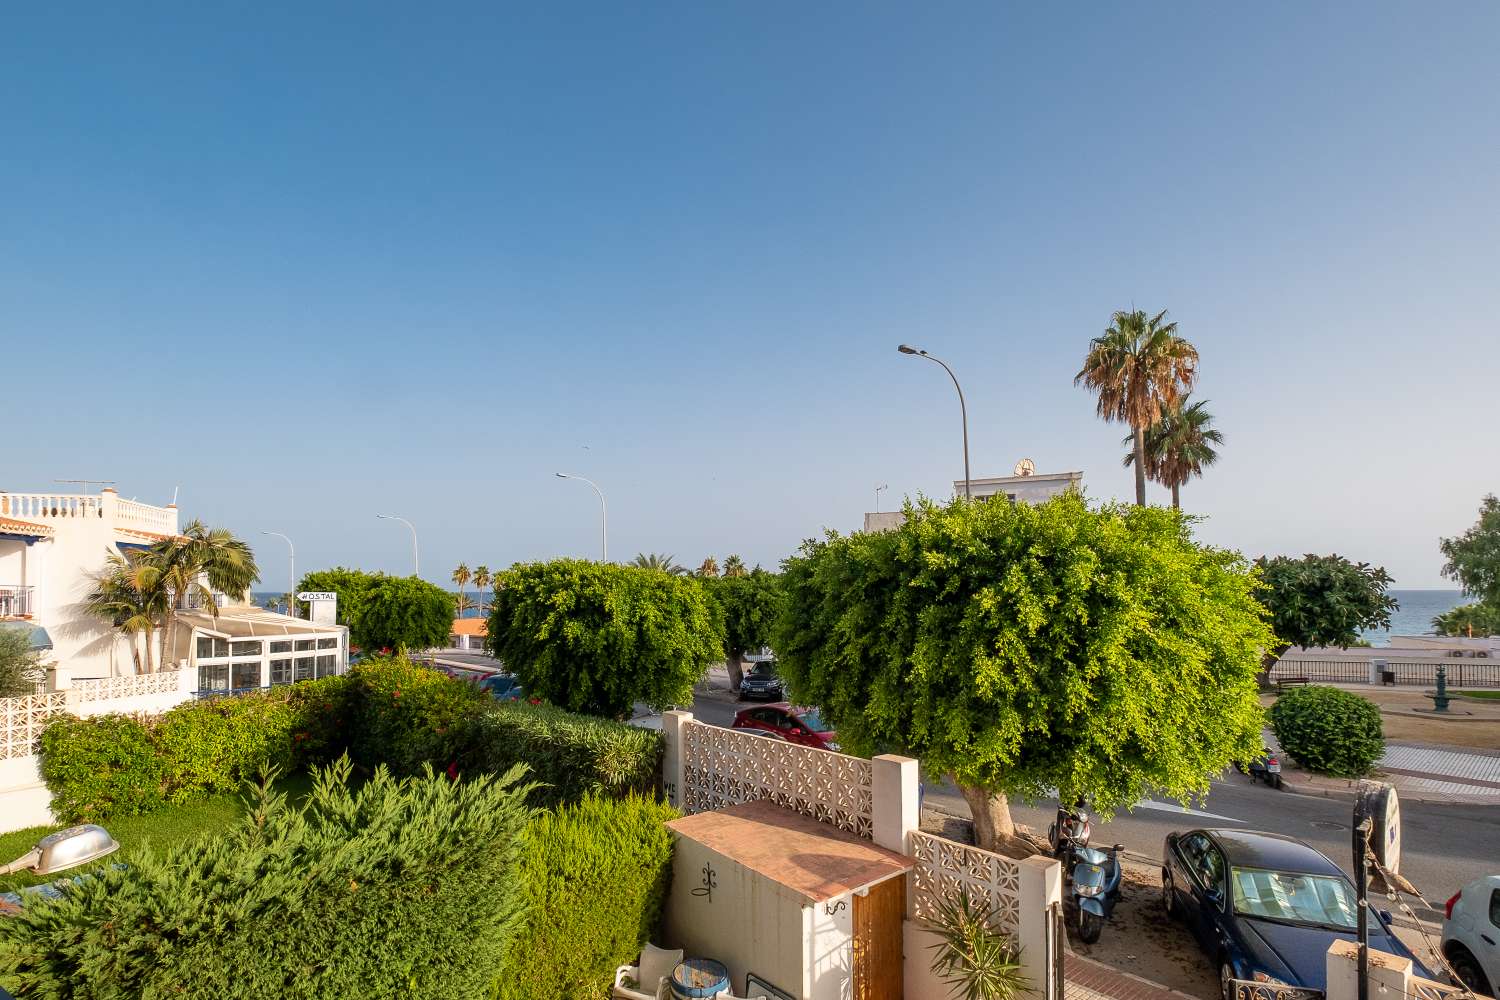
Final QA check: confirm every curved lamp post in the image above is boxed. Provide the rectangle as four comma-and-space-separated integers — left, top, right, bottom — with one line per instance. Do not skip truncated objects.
875, 483, 889, 513
555, 473, 607, 561
260, 531, 294, 616
898, 344, 971, 500
376, 514, 420, 577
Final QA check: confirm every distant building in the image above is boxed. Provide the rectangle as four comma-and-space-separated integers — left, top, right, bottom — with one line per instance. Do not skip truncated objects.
450, 617, 488, 651
863, 466, 1083, 532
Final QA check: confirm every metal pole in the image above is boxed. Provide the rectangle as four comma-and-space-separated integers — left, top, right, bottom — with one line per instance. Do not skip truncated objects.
1354, 817, 1371, 1000
376, 514, 420, 577
261, 531, 294, 617
898, 346, 971, 499
555, 474, 607, 561
875, 483, 888, 513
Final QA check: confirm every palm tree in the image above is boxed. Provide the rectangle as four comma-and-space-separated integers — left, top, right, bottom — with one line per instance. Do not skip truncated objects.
472, 565, 491, 610
150, 521, 260, 669
455, 593, 476, 617
86, 552, 167, 673
629, 553, 687, 575
721, 554, 747, 578
1075, 308, 1199, 505
1122, 396, 1223, 509
452, 563, 471, 606
697, 557, 719, 578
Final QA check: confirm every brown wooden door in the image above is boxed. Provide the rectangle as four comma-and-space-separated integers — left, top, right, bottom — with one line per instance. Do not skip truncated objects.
852, 876, 905, 1000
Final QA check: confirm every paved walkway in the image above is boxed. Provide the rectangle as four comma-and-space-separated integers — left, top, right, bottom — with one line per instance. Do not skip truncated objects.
1272, 734, 1500, 803
1066, 953, 1205, 1000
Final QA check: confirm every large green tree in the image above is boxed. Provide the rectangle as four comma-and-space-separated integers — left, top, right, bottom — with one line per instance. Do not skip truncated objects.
1076, 308, 1199, 506
1441, 494, 1500, 607
353, 576, 456, 653
295, 567, 384, 630
706, 570, 784, 688
488, 559, 723, 718
774, 493, 1272, 852
1254, 554, 1397, 658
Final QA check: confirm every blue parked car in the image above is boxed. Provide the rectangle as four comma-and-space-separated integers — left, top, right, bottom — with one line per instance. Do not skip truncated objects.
477, 674, 524, 701
1162, 828, 1432, 1000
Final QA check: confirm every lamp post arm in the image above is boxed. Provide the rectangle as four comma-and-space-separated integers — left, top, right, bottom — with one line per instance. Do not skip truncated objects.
922, 352, 971, 500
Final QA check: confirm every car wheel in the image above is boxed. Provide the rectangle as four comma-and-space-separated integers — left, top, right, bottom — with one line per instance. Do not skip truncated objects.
1162, 869, 1179, 919
1447, 945, 1492, 998
1220, 961, 1236, 1000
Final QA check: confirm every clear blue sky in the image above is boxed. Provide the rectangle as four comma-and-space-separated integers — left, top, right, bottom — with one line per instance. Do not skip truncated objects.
4, 4, 1496, 589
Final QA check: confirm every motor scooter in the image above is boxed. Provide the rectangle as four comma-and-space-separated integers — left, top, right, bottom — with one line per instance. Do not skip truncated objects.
1233, 747, 1284, 789
1048, 800, 1123, 944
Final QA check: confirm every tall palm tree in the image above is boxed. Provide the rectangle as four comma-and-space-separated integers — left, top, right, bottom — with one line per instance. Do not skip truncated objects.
721, 554, 747, 578
1122, 396, 1224, 509
150, 521, 260, 669
472, 565, 491, 610
629, 553, 688, 575
1075, 308, 1199, 505
697, 556, 719, 578
86, 552, 167, 673
452, 563, 471, 605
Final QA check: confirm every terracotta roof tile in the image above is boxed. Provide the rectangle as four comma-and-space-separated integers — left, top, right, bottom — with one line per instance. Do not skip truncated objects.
0, 517, 54, 538
451, 618, 488, 636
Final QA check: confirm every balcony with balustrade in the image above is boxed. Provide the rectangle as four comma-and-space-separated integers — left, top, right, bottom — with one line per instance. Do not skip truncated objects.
0, 489, 178, 539
0, 585, 34, 619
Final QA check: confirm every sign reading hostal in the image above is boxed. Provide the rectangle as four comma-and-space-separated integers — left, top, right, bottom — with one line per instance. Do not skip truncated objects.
297, 591, 338, 625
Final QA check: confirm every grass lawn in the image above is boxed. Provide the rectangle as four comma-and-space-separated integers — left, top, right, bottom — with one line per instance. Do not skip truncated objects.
1456, 689, 1500, 700
0, 773, 316, 894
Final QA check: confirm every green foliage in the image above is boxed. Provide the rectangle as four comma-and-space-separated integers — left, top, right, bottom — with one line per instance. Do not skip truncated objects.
153, 694, 299, 803
38, 715, 166, 822
462, 701, 664, 808
0, 759, 537, 1000
1433, 602, 1500, 638
1441, 494, 1500, 606
353, 575, 456, 652
283, 673, 361, 767
1254, 554, 1398, 653
0, 626, 43, 698
774, 493, 1272, 816
296, 566, 384, 629
629, 553, 688, 575
925, 891, 1030, 1000
489, 559, 724, 718
348, 656, 487, 775
1269, 685, 1384, 777
496, 794, 677, 1000
706, 569, 783, 657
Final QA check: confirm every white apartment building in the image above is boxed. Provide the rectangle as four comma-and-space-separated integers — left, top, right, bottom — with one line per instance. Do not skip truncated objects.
0, 488, 346, 692
862, 465, 1084, 532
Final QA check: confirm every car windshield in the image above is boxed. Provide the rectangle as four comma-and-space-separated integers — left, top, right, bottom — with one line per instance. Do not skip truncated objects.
1231, 867, 1359, 929
796, 708, 831, 732
748, 663, 777, 678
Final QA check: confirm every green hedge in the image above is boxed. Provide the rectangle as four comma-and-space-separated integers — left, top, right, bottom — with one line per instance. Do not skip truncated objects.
0, 759, 537, 1000
1269, 685, 1384, 777
348, 656, 487, 775
38, 714, 166, 822
497, 794, 677, 1000
461, 700, 664, 808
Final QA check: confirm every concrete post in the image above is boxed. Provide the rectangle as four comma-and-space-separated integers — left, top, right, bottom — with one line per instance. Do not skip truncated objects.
1326, 939, 1411, 1000
1016, 853, 1063, 999
662, 709, 694, 810
1369, 658, 1385, 686
871, 754, 919, 854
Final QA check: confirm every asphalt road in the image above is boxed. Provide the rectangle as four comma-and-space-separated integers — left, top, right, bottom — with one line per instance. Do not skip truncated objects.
686, 688, 1499, 916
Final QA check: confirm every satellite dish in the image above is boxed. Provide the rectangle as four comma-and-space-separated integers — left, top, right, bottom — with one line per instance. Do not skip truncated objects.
1014, 458, 1036, 477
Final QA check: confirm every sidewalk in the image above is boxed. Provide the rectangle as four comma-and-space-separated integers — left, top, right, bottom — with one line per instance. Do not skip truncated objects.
1276, 738, 1500, 803
1067, 953, 1206, 1000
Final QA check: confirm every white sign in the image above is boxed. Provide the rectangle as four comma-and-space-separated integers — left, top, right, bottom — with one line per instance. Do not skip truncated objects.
297, 591, 337, 602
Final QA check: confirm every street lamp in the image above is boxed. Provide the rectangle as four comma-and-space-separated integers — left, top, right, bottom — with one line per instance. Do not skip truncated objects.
0, 824, 118, 876
875, 483, 889, 513
261, 531, 294, 616
376, 514, 420, 577
555, 473, 607, 561
897, 344, 971, 500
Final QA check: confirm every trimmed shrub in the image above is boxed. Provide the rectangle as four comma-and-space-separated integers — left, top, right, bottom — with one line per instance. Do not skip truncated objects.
1269, 685, 1384, 777
496, 794, 677, 1000
38, 714, 165, 823
349, 656, 487, 775
352, 575, 456, 653
284, 673, 360, 768
462, 701, 664, 808
0, 759, 537, 1000
154, 693, 300, 803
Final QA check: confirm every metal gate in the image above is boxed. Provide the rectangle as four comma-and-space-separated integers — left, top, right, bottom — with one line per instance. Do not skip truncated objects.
1047, 901, 1065, 1000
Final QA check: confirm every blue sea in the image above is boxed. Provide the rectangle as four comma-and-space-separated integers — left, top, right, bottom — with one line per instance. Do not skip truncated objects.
1360, 590, 1467, 646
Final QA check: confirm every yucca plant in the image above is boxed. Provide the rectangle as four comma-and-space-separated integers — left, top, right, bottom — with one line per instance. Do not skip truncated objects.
925, 890, 1030, 1000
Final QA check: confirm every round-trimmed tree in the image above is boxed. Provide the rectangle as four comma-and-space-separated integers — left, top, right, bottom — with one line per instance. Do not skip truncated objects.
1253, 554, 1397, 660
352, 575, 455, 653
1269, 686, 1383, 777
488, 559, 723, 718
706, 570, 784, 689
296, 567, 385, 629
774, 493, 1274, 853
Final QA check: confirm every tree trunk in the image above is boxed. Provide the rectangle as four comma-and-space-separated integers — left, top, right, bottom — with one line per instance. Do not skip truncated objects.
127, 632, 143, 674
1133, 426, 1148, 506
1171, 481, 1181, 509
144, 626, 158, 673
726, 650, 745, 691
956, 780, 1020, 854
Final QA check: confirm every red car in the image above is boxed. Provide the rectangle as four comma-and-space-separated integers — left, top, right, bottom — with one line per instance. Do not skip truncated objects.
731, 703, 840, 752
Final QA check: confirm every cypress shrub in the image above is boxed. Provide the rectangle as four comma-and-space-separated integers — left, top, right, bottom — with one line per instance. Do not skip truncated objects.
461, 700, 663, 808
0, 758, 537, 1000
1269, 685, 1384, 777
38, 714, 165, 822
496, 794, 677, 1000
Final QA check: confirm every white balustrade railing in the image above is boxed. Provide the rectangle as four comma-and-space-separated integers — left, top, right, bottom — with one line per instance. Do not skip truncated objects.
72, 670, 185, 703
908, 829, 1025, 942
0, 493, 102, 521
114, 498, 176, 534
0, 692, 68, 760
679, 720, 874, 839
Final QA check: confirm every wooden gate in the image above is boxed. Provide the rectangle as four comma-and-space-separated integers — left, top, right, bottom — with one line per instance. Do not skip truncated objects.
852, 875, 905, 1000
